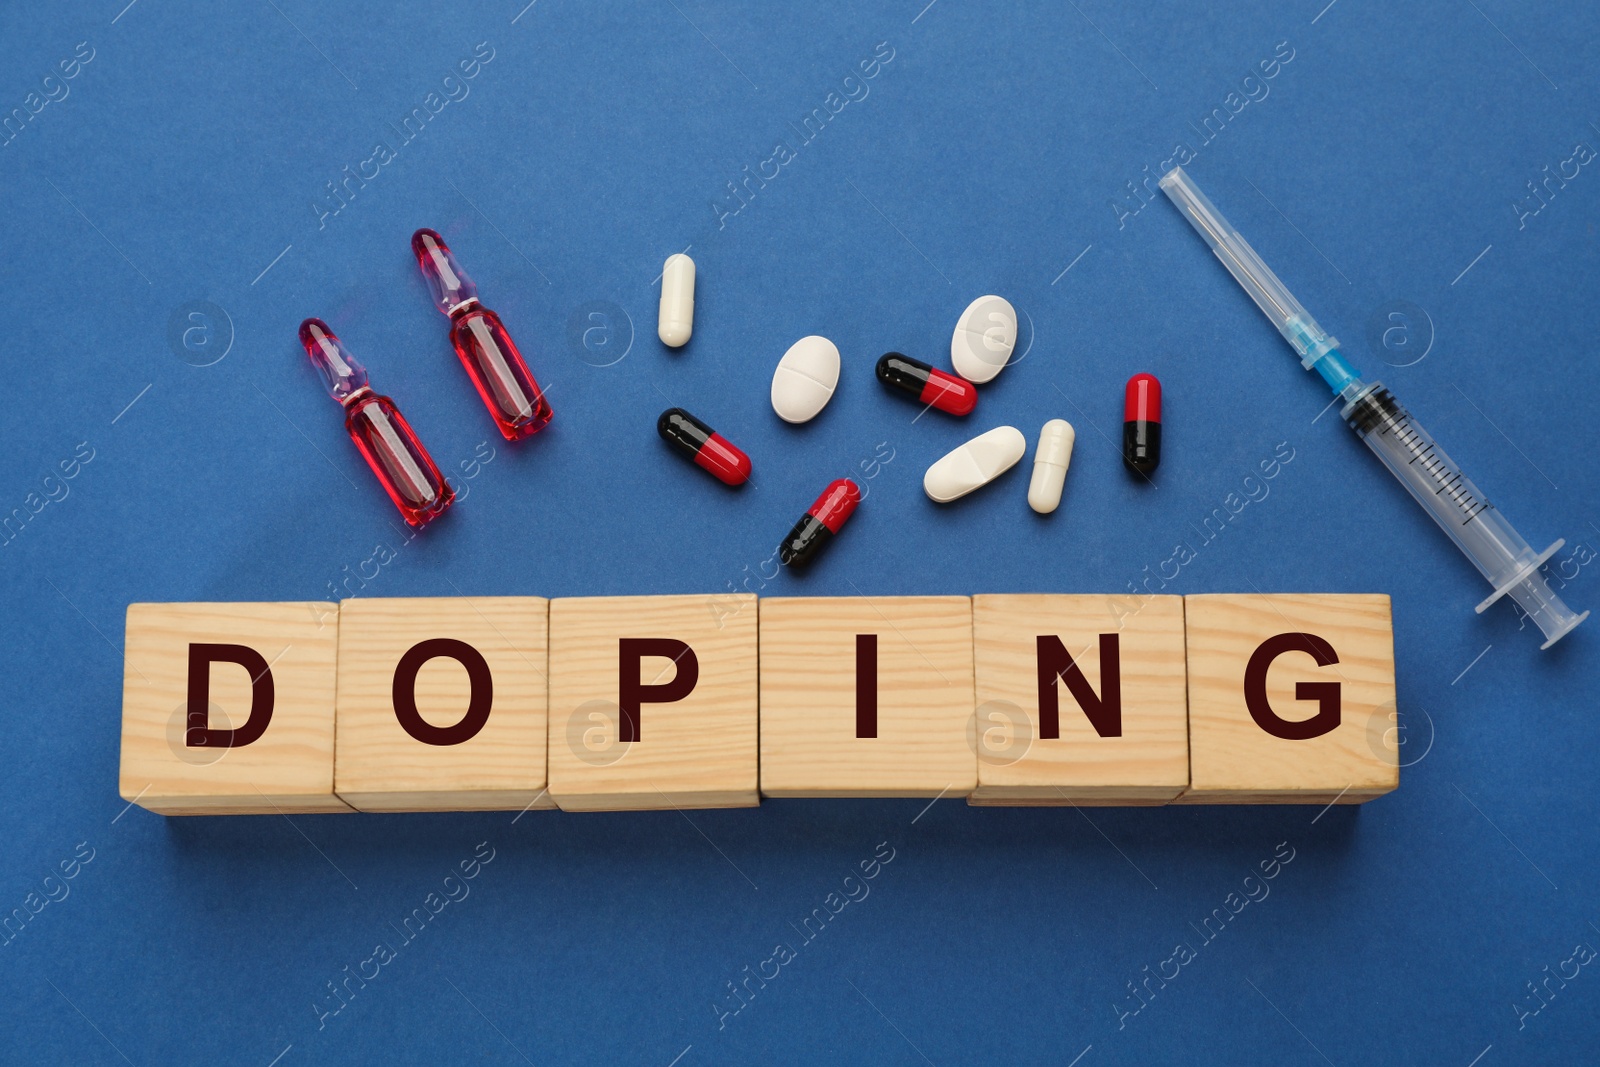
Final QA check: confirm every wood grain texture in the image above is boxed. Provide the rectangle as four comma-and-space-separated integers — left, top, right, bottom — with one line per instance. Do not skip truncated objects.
333, 597, 553, 813
119, 602, 350, 815
970, 594, 1188, 805
758, 596, 976, 797
546, 595, 758, 811
1176, 593, 1399, 804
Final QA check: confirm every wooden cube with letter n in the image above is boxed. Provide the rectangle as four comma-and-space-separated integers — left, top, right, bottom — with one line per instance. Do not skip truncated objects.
119, 601, 349, 815
333, 596, 554, 812
969, 594, 1189, 806
546, 595, 759, 811
759, 596, 976, 797
1179, 593, 1399, 804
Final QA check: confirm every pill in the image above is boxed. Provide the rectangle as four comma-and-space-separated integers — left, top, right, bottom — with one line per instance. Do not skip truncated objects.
658, 253, 695, 347
950, 295, 1017, 384
779, 478, 860, 567
771, 335, 841, 423
875, 353, 978, 416
1123, 373, 1162, 476
657, 407, 750, 486
1027, 419, 1076, 514
923, 425, 1027, 502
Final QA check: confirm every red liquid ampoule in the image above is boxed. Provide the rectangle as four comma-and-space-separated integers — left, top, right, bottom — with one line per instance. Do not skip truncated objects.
412, 228, 553, 441
298, 318, 454, 528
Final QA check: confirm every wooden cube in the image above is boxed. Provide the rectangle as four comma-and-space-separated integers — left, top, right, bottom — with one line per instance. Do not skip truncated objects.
119, 602, 349, 815
759, 596, 975, 797
546, 595, 759, 811
968, 594, 1189, 806
333, 596, 554, 812
1178, 593, 1398, 804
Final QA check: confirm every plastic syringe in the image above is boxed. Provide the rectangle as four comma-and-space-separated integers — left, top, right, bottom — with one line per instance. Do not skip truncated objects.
1159, 166, 1587, 649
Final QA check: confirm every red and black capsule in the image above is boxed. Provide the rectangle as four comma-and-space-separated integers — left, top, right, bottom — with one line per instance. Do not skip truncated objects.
779, 479, 861, 567
657, 407, 751, 486
1122, 372, 1162, 476
875, 353, 978, 416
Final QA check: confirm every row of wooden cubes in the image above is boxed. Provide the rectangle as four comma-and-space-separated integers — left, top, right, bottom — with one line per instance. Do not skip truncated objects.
118, 593, 1399, 814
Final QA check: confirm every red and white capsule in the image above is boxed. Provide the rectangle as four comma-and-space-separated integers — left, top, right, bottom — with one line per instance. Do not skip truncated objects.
779, 479, 860, 566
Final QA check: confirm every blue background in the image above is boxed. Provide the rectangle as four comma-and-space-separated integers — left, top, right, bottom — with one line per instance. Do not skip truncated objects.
2, 0, 1597, 1063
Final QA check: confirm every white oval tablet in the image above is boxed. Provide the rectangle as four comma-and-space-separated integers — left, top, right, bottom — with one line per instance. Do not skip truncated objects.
658, 253, 695, 347
924, 425, 1027, 502
1027, 418, 1076, 514
770, 335, 840, 423
950, 295, 1017, 384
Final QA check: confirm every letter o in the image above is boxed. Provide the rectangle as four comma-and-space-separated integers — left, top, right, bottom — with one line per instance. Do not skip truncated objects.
391, 638, 493, 746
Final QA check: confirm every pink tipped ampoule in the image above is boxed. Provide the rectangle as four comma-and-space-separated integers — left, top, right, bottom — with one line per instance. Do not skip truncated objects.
412, 228, 553, 441
298, 318, 454, 528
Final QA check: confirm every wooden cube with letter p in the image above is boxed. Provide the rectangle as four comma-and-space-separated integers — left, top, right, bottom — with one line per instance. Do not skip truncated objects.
1179, 593, 1398, 803
759, 596, 976, 797
333, 596, 553, 812
119, 601, 348, 815
969, 594, 1189, 806
546, 594, 759, 811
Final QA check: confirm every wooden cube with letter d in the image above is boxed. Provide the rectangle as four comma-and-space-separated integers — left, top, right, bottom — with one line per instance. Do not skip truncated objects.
119, 601, 349, 815
1178, 593, 1399, 804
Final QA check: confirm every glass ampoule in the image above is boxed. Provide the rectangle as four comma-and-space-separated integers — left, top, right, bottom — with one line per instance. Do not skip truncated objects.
298, 318, 454, 528
412, 228, 553, 441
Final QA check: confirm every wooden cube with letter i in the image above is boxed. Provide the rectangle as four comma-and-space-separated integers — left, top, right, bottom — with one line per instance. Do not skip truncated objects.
545, 594, 759, 811
758, 596, 976, 797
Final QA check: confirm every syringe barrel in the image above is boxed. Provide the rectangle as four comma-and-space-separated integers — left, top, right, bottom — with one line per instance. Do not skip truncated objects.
1343, 384, 1587, 647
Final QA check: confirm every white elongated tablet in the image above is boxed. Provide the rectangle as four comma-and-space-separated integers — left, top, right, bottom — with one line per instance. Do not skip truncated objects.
950, 295, 1017, 384
1027, 419, 1075, 514
924, 425, 1027, 502
770, 335, 840, 423
658, 253, 695, 347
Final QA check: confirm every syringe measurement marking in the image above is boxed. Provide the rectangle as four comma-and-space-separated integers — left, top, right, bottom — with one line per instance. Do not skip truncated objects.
1380, 414, 1493, 524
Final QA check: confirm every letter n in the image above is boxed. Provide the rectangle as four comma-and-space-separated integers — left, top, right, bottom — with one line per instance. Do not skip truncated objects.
1036, 634, 1121, 739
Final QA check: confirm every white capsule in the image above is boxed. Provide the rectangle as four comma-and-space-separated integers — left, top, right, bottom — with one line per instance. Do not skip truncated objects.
770, 335, 840, 423
658, 253, 695, 347
924, 425, 1027, 503
1027, 419, 1075, 514
950, 295, 1017, 384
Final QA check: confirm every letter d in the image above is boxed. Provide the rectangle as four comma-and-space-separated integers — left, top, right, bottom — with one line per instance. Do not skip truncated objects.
187, 643, 274, 748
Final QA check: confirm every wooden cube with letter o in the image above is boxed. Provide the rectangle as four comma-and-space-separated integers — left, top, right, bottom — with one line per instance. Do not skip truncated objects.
333, 596, 554, 813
